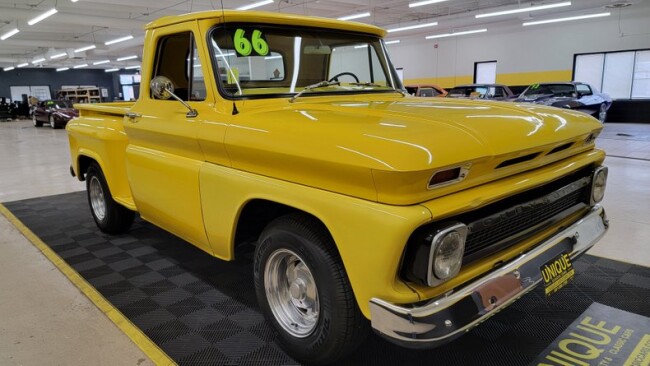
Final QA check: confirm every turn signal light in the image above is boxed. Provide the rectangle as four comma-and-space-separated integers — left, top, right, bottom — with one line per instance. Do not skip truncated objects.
428, 165, 470, 189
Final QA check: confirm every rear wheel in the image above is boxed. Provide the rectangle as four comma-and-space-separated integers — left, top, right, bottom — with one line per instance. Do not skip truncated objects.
33, 113, 42, 127
253, 214, 368, 365
86, 163, 134, 234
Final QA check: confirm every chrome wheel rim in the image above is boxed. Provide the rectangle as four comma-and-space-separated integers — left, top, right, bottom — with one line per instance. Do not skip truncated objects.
264, 248, 319, 338
599, 104, 607, 122
89, 176, 106, 221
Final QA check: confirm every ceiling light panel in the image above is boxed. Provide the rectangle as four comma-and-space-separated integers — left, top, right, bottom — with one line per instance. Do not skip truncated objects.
17, 63, 29, 68
337, 12, 371, 21
3, 67, 15, 71
32, 58, 46, 64
93, 60, 110, 65
385, 40, 401, 45
237, 0, 274, 11
56, 67, 69, 72
1, 28, 20, 41
105, 35, 133, 45
28, 8, 58, 26
117, 55, 137, 61
74, 45, 96, 53
50, 53, 67, 59
73, 64, 88, 69
125, 65, 141, 70
425, 28, 488, 39
476, 1, 572, 18
523, 12, 610, 26
409, 0, 449, 8
387, 22, 438, 33
105, 68, 119, 72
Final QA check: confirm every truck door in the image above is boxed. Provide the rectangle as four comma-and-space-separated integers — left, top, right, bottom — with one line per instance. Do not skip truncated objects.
124, 29, 213, 254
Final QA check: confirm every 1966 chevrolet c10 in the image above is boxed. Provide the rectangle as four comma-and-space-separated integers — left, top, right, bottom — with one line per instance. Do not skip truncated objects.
67, 10, 609, 364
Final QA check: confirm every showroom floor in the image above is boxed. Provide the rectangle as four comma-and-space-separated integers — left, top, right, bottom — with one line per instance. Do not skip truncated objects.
0, 119, 649, 365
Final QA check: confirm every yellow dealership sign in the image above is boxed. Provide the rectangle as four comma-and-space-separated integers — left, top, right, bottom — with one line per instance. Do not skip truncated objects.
532, 303, 650, 366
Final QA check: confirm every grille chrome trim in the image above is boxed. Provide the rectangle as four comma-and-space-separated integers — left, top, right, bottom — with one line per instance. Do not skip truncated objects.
462, 175, 591, 263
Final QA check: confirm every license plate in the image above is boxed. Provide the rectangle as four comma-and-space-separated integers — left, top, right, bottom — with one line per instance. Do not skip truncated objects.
540, 252, 575, 296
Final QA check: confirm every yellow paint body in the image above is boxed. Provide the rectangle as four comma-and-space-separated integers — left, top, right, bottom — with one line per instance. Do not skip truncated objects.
67, 10, 605, 318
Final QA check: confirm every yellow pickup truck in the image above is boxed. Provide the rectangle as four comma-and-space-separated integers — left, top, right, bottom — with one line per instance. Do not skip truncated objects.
67, 10, 609, 365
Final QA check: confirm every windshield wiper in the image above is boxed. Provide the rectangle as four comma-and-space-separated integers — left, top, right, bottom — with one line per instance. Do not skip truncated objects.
289, 80, 340, 103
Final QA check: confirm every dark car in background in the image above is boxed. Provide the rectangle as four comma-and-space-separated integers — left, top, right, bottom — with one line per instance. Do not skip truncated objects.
515, 82, 612, 122
447, 84, 515, 101
33, 100, 78, 129
405, 84, 448, 97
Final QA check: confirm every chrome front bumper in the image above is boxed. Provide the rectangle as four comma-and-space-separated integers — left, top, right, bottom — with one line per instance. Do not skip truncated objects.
369, 205, 608, 348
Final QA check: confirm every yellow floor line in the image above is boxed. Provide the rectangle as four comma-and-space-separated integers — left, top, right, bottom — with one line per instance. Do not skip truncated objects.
0, 203, 176, 366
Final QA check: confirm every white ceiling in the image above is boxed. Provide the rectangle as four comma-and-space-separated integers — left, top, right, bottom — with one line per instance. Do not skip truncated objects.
0, 0, 644, 71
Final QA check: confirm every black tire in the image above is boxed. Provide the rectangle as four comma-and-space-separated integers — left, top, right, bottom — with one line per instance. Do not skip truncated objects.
85, 162, 135, 234
49, 115, 58, 129
253, 214, 368, 365
598, 103, 608, 123
33, 113, 43, 127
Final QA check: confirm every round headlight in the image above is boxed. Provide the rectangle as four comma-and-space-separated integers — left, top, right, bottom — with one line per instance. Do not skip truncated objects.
432, 229, 466, 280
591, 167, 608, 204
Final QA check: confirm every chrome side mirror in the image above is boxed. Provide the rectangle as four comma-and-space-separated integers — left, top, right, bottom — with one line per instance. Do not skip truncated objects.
150, 76, 174, 100
149, 75, 198, 118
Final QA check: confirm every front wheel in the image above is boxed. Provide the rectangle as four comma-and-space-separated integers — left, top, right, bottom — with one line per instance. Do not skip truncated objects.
254, 214, 368, 365
33, 113, 42, 127
598, 103, 608, 123
49, 115, 58, 129
86, 163, 135, 234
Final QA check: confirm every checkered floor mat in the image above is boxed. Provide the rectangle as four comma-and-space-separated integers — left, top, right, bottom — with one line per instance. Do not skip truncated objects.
4, 191, 650, 365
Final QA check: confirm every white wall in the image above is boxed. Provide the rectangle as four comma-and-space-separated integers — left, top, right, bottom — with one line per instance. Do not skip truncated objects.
386, 3, 650, 85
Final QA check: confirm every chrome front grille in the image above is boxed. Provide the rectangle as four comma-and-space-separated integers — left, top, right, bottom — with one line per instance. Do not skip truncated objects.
461, 173, 592, 264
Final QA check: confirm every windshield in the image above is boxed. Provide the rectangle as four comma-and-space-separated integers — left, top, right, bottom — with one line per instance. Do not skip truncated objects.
448, 86, 490, 98
522, 84, 576, 98
209, 24, 400, 99
45, 100, 73, 108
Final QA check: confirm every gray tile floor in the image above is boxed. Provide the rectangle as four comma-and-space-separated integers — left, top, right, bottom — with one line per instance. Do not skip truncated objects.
0, 119, 649, 365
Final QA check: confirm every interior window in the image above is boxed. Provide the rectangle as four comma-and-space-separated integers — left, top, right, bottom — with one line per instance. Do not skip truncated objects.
153, 32, 206, 101
419, 88, 436, 97
493, 88, 504, 97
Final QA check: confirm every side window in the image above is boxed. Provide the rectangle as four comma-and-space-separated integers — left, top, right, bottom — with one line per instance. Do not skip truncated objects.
419, 88, 436, 97
493, 87, 505, 97
576, 84, 592, 96
152, 32, 206, 101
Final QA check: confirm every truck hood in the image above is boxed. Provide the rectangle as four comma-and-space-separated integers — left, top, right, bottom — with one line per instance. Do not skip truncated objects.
223, 96, 602, 204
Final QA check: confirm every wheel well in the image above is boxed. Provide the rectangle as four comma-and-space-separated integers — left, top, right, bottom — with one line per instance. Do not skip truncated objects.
234, 200, 332, 257
77, 155, 95, 181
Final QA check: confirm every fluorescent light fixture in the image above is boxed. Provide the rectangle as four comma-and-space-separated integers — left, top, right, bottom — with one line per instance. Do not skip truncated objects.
56, 67, 69, 72
337, 12, 371, 21
93, 60, 110, 65
125, 65, 140, 70
28, 8, 58, 26
73, 64, 88, 69
17, 63, 29, 68
237, 0, 273, 10
74, 45, 96, 53
426, 28, 487, 39
264, 55, 282, 60
476, 1, 571, 18
354, 44, 368, 49
409, 0, 448, 8
32, 58, 46, 64
105, 68, 119, 72
50, 52, 67, 59
105, 35, 133, 45
387, 22, 438, 33
3, 67, 15, 71
117, 55, 137, 61
523, 12, 610, 26
385, 40, 401, 45
1, 28, 19, 41
71, 0, 79, 2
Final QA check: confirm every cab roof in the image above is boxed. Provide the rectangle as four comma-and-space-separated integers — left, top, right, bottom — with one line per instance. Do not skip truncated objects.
146, 10, 386, 37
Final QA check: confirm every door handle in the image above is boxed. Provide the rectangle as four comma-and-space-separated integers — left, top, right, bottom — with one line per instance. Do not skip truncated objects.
125, 112, 141, 121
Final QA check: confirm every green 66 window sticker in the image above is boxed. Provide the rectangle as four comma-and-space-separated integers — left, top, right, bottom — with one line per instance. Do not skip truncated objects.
234, 29, 269, 57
